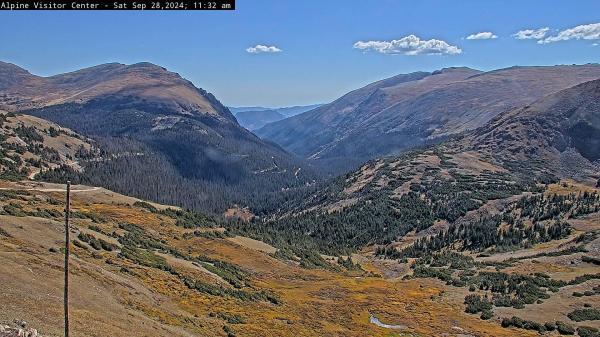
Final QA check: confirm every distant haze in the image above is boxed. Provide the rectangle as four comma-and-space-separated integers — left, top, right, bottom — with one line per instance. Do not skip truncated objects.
231, 104, 323, 130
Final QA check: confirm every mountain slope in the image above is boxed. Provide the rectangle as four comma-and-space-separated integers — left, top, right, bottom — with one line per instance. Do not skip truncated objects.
0, 110, 96, 181
0, 62, 316, 214
258, 64, 600, 173
235, 78, 600, 254
0, 180, 537, 337
0, 61, 233, 120
464, 77, 600, 179
226, 81, 600, 334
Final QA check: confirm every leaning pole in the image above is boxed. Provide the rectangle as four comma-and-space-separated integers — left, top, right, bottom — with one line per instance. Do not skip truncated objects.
64, 181, 71, 337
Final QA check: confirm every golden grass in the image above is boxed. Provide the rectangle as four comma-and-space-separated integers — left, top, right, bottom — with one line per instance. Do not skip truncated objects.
0, 181, 587, 337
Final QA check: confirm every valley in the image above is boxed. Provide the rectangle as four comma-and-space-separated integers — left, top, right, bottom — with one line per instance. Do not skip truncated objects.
0, 61, 319, 215
1, 62, 599, 337
0, 180, 551, 337
231, 104, 322, 131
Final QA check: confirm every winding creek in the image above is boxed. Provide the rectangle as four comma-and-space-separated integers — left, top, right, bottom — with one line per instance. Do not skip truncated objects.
369, 314, 407, 330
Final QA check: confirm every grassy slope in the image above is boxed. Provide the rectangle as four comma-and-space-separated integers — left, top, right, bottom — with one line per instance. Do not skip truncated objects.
0, 180, 537, 337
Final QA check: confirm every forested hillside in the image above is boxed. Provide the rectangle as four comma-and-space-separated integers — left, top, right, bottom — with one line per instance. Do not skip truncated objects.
225, 79, 600, 335
0, 61, 319, 214
0, 110, 96, 181
231, 78, 600, 257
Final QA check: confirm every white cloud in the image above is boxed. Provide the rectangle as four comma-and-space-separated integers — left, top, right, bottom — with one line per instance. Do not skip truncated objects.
246, 44, 282, 54
512, 27, 550, 40
465, 32, 498, 40
353, 35, 462, 55
538, 23, 600, 44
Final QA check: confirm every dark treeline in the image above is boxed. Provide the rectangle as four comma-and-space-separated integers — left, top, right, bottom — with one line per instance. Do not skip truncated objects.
228, 191, 434, 255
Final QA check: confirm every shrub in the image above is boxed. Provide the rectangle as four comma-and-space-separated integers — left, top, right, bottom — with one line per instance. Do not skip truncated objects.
71, 211, 106, 223
567, 308, 600, 322
544, 322, 556, 331
464, 294, 493, 314
216, 312, 245, 324
577, 326, 600, 337
73, 240, 85, 249
3, 203, 26, 217
582, 256, 600, 266
480, 310, 493, 320
501, 316, 545, 333
78, 232, 116, 251
556, 321, 575, 335
133, 201, 158, 212
118, 246, 172, 271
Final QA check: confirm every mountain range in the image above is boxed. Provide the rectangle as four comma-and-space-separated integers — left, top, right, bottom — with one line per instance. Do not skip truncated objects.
1, 59, 600, 337
257, 64, 600, 173
0, 61, 317, 214
235, 77, 600, 255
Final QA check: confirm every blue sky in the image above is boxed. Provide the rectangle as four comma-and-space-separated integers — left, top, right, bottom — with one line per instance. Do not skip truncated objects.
1, 0, 599, 106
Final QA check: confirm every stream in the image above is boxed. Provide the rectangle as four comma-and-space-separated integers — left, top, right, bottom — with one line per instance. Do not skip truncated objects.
369, 314, 407, 330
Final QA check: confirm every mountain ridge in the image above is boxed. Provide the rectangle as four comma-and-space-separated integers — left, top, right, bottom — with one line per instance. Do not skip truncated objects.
258, 64, 600, 173
0, 61, 237, 123
233, 77, 600, 255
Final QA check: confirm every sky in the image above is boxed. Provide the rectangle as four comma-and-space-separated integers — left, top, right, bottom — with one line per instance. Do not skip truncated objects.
1, 0, 599, 107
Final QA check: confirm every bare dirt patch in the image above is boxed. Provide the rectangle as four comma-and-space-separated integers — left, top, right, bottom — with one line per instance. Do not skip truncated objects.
227, 236, 277, 254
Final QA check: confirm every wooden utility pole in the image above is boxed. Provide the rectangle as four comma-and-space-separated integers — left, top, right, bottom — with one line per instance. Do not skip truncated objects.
64, 181, 71, 337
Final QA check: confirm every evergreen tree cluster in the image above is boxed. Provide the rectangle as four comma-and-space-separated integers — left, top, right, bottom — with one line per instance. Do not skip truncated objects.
378, 191, 599, 259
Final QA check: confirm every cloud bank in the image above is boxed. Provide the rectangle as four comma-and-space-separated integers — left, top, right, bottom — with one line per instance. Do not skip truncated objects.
538, 23, 600, 44
465, 32, 498, 40
246, 44, 282, 54
353, 35, 461, 55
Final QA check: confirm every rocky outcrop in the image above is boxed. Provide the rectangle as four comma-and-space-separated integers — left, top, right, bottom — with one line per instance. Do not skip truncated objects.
0, 320, 41, 337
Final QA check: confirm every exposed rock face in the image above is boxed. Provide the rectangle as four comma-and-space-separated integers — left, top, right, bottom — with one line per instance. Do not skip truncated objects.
0, 320, 40, 337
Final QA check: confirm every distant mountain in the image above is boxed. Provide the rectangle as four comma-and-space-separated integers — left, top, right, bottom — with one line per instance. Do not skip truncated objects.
230, 104, 322, 116
257, 64, 600, 173
0, 61, 317, 213
232, 104, 323, 131
235, 78, 600, 255
235, 109, 286, 131
272, 104, 324, 117
228, 106, 272, 114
